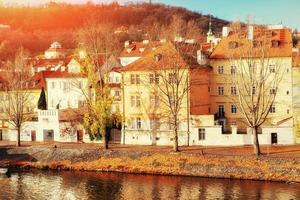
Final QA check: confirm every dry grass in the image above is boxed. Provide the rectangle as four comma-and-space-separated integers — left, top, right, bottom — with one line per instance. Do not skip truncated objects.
12, 153, 300, 183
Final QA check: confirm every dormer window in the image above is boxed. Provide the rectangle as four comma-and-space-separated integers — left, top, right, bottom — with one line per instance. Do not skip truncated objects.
229, 41, 238, 49
271, 40, 280, 48
126, 47, 133, 53
253, 40, 262, 48
154, 54, 162, 62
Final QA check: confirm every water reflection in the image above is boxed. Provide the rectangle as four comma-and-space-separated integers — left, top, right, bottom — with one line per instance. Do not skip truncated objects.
0, 171, 299, 200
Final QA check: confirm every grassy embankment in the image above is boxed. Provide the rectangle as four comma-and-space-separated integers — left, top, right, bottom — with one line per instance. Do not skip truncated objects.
2, 147, 299, 183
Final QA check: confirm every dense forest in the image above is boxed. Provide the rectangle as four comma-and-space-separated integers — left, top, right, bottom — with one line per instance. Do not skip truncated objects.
0, 2, 228, 59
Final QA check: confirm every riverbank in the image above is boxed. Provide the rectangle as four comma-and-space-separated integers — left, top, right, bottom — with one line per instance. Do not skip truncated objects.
1, 144, 300, 183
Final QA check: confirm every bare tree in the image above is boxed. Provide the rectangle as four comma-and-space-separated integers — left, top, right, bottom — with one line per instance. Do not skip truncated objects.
1, 47, 33, 147
230, 26, 285, 155
146, 42, 196, 151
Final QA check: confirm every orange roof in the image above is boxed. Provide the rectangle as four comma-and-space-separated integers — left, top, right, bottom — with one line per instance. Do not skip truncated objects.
210, 27, 292, 59
119, 41, 162, 57
121, 42, 190, 72
42, 71, 85, 79
30, 57, 72, 69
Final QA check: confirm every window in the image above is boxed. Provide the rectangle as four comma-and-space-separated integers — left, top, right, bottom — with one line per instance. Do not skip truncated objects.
270, 88, 276, 95
78, 81, 82, 89
130, 74, 135, 84
114, 90, 120, 97
218, 66, 224, 74
78, 100, 86, 107
218, 86, 224, 96
109, 76, 113, 83
168, 73, 176, 83
270, 105, 276, 113
271, 40, 280, 48
130, 74, 140, 85
131, 118, 135, 129
287, 68, 290, 73
150, 118, 160, 130
229, 41, 238, 49
252, 86, 256, 95
287, 90, 290, 95
131, 96, 141, 107
231, 105, 237, 113
51, 82, 55, 89
131, 117, 142, 129
136, 75, 140, 84
218, 105, 225, 116
231, 86, 237, 95
198, 128, 205, 140
150, 95, 159, 107
269, 65, 275, 73
231, 66, 236, 74
253, 40, 262, 48
63, 82, 68, 90
149, 74, 159, 84
136, 117, 142, 129
131, 96, 135, 107
115, 77, 120, 83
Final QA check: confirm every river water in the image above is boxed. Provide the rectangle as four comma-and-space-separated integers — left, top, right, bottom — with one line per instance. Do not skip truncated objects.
0, 171, 299, 200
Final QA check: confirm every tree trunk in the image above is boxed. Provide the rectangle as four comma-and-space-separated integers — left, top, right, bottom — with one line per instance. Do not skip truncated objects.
173, 127, 179, 152
16, 127, 21, 147
103, 128, 109, 150
252, 126, 261, 156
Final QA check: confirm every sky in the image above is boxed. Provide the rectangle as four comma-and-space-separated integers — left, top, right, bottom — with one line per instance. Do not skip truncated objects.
2, 0, 300, 30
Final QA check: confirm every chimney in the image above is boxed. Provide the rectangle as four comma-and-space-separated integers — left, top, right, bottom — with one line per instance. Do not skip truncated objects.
248, 25, 254, 40
160, 38, 167, 43
174, 36, 184, 42
142, 40, 149, 45
154, 54, 162, 62
197, 49, 207, 65
124, 40, 131, 48
222, 27, 230, 37
185, 39, 195, 44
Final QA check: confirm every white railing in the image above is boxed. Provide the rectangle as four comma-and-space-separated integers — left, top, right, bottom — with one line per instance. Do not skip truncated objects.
38, 109, 58, 117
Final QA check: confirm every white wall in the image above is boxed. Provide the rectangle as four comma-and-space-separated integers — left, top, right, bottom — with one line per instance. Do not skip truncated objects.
119, 57, 140, 66
46, 77, 88, 109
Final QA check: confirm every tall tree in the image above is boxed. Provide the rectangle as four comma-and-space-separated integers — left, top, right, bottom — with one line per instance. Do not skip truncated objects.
37, 87, 47, 110
76, 22, 121, 149
1, 47, 32, 147
230, 26, 285, 155
146, 43, 194, 151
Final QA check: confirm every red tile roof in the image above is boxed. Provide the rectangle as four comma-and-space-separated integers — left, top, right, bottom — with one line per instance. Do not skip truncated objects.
121, 42, 190, 72
210, 27, 292, 59
119, 41, 162, 57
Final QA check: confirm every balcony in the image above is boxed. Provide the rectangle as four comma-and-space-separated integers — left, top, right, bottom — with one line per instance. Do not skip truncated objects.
214, 111, 225, 120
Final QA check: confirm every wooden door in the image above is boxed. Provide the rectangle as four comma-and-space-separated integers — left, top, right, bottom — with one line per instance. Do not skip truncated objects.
271, 133, 278, 144
77, 130, 83, 142
31, 131, 36, 142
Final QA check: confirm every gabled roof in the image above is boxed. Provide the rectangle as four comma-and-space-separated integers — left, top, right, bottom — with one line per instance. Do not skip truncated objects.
42, 71, 86, 79
210, 27, 292, 59
30, 56, 72, 70
121, 42, 192, 72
